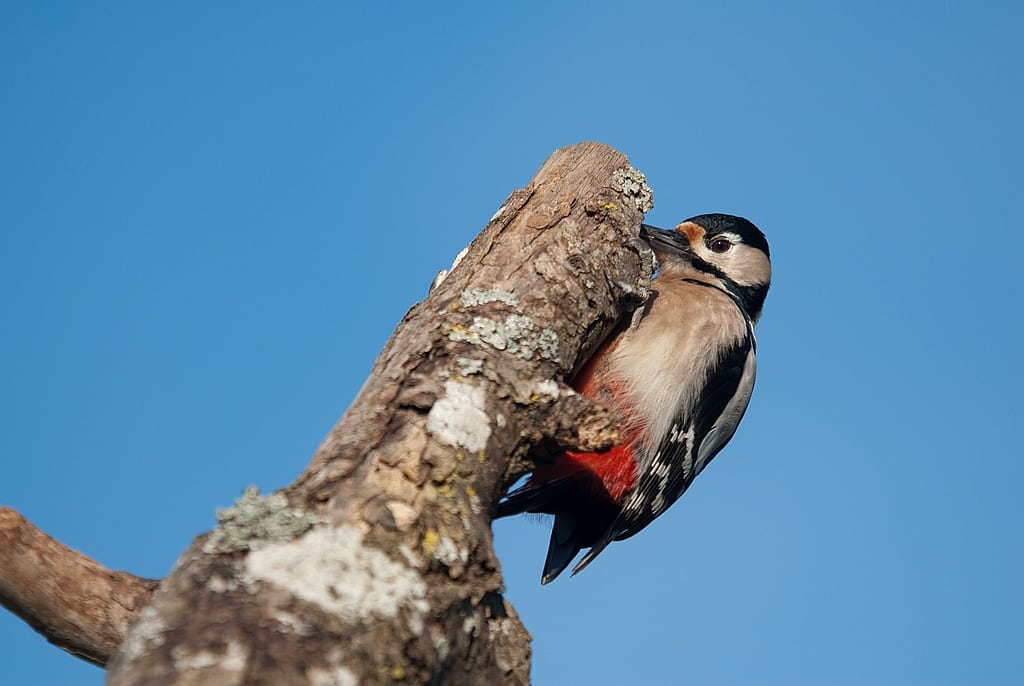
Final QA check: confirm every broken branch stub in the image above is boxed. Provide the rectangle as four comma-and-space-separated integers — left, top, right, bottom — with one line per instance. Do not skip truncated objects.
100, 141, 654, 685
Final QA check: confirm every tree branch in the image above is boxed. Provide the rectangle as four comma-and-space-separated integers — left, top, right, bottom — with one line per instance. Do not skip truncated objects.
1, 142, 654, 684
0, 506, 157, 667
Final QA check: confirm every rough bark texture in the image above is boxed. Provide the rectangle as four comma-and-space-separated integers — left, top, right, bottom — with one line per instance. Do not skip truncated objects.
1, 142, 655, 684
0, 506, 158, 666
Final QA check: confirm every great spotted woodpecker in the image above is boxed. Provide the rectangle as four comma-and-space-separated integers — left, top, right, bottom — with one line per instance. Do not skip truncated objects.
495, 213, 771, 583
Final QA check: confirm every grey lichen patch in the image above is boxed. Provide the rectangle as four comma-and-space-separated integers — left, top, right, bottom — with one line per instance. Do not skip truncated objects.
426, 379, 491, 452
431, 627, 450, 661
459, 287, 518, 308
455, 357, 483, 376
448, 315, 560, 362
273, 610, 312, 635
397, 544, 421, 570
118, 604, 168, 663
613, 166, 655, 213
532, 379, 564, 400
243, 524, 429, 631
432, 534, 468, 578
463, 612, 481, 638
203, 487, 316, 554
307, 664, 358, 686
466, 486, 483, 516
171, 641, 248, 675
207, 576, 238, 593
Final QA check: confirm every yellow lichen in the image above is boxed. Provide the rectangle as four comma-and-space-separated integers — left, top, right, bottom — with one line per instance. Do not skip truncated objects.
423, 530, 440, 556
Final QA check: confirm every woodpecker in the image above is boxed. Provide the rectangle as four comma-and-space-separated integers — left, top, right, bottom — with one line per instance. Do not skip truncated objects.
495, 213, 771, 583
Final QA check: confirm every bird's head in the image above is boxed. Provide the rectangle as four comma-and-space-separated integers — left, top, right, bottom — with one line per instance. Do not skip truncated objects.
641, 213, 771, 321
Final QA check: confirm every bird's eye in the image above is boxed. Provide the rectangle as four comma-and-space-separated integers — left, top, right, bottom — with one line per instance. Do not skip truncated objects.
709, 237, 733, 253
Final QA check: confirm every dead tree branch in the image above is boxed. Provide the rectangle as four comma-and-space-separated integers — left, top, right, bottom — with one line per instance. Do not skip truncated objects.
0, 506, 157, 666
1, 142, 654, 684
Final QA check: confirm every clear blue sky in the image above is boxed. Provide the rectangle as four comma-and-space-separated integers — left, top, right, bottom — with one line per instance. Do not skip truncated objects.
2, 3, 1021, 685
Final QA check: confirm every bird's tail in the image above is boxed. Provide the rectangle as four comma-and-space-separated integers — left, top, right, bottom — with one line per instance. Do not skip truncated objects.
541, 513, 584, 584
495, 475, 617, 583
493, 476, 572, 519
494, 477, 584, 583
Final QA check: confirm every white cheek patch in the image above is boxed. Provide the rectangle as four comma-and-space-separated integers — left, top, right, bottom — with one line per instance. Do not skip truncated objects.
695, 241, 770, 288
728, 248, 771, 287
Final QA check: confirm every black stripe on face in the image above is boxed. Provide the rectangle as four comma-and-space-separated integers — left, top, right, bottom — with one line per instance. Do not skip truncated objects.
682, 262, 766, 321
688, 262, 770, 323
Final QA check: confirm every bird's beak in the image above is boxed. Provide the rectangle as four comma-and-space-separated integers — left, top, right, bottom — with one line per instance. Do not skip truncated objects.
640, 224, 694, 260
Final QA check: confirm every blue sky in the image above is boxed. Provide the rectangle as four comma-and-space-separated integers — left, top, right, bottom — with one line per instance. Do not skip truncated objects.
2, 3, 1021, 685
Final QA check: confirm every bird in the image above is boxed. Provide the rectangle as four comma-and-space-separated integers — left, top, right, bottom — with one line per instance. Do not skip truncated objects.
495, 213, 771, 583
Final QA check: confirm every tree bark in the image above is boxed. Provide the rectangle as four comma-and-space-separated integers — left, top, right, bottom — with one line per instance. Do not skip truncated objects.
0, 507, 157, 666
1, 142, 654, 684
